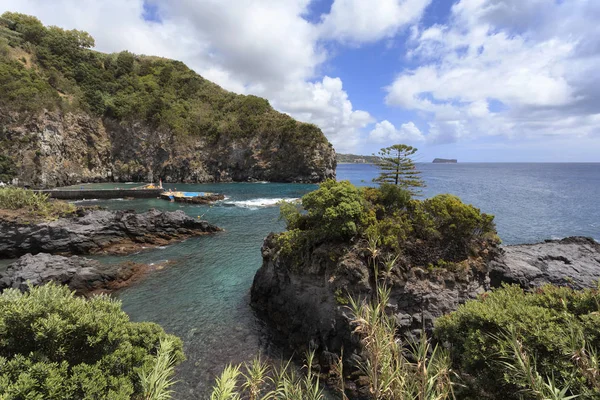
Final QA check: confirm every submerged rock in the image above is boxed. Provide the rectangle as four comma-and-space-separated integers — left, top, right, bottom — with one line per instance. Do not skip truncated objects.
0, 253, 166, 296
0, 208, 221, 258
490, 236, 600, 290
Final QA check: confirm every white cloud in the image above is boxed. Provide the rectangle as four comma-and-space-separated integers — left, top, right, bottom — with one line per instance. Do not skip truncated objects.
272, 77, 373, 152
369, 120, 424, 143
318, 0, 432, 43
387, 0, 600, 144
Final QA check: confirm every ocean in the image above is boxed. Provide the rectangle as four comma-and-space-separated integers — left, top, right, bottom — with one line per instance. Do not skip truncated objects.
17, 163, 600, 398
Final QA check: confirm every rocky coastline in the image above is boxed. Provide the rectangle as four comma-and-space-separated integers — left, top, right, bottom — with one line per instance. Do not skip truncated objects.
0, 206, 221, 295
0, 253, 173, 296
0, 207, 221, 258
251, 235, 600, 380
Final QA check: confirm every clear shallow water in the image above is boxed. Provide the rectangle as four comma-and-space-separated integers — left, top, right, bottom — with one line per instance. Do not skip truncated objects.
7, 164, 598, 398
79, 182, 316, 399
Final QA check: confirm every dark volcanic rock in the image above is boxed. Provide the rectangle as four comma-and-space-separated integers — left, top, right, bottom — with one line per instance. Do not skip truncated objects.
1, 110, 336, 188
490, 237, 600, 290
0, 253, 158, 295
0, 208, 221, 258
251, 234, 495, 363
251, 235, 600, 382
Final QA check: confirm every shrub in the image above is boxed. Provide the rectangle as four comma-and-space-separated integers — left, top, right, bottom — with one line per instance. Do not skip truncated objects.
301, 179, 367, 241
277, 182, 498, 271
0, 283, 184, 399
0, 154, 16, 183
0, 187, 76, 220
434, 284, 600, 399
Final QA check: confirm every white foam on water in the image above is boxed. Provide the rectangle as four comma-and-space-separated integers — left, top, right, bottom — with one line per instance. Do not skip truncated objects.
72, 198, 99, 203
226, 197, 299, 209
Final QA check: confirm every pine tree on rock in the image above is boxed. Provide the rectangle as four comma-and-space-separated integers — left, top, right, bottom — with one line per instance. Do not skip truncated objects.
373, 144, 425, 195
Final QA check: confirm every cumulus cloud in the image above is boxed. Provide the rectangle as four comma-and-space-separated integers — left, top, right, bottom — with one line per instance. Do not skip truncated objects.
386, 0, 600, 144
3, 0, 425, 152
318, 0, 432, 43
369, 120, 424, 143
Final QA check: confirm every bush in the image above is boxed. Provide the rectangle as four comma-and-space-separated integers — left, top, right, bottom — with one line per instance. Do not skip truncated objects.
0, 283, 184, 399
0, 154, 16, 183
277, 182, 497, 271
434, 284, 600, 399
300, 179, 367, 241
0, 187, 76, 220
408, 194, 498, 263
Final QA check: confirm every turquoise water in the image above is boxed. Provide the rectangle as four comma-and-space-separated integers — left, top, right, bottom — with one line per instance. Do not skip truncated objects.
80, 182, 316, 398
9, 164, 599, 398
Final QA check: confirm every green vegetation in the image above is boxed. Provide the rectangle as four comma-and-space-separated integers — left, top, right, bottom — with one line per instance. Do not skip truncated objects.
0, 12, 328, 148
336, 153, 381, 164
209, 353, 324, 400
373, 144, 425, 195
278, 180, 497, 269
435, 284, 600, 399
0, 155, 16, 183
0, 187, 75, 220
348, 284, 454, 400
0, 283, 184, 399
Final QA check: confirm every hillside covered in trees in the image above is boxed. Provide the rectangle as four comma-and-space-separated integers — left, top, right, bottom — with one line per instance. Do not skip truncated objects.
0, 12, 335, 187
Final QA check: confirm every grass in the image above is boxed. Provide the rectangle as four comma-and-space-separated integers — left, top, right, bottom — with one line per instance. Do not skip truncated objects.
139, 336, 180, 400
0, 187, 75, 220
348, 283, 455, 400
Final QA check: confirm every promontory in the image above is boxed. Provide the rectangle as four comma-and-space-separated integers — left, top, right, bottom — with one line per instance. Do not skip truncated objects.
0, 13, 336, 188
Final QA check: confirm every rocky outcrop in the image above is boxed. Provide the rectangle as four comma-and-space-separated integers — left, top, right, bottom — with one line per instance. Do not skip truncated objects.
251, 234, 496, 360
0, 110, 336, 188
0, 253, 164, 296
490, 237, 600, 290
0, 208, 221, 258
251, 235, 600, 376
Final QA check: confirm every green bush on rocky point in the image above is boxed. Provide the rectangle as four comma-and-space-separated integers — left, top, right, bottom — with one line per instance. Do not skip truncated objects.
277, 180, 498, 270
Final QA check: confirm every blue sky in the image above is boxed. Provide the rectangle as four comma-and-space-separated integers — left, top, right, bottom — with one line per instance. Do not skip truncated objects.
5, 0, 600, 161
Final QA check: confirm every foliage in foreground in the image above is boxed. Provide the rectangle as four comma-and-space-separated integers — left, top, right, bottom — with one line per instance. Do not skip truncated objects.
210, 353, 324, 400
0, 187, 75, 220
278, 180, 498, 270
435, 284, 600, 399
210, 280, 454, 400
348, 284, 455, 400
0, 283, 184, 399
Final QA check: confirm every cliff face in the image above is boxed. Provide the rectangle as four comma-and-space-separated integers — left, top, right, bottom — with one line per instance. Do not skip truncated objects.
0, 109, 336, 187
251, 234, 498, 361
0, 13, 336, 187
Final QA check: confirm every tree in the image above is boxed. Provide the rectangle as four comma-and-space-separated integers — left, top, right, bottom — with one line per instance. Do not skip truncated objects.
373, 144, 425, 195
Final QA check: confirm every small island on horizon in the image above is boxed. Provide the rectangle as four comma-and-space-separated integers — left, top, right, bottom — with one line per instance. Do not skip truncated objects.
432, 158, 458, 163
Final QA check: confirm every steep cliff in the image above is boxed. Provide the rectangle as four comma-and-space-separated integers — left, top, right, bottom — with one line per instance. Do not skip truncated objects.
0, 13, 335, 187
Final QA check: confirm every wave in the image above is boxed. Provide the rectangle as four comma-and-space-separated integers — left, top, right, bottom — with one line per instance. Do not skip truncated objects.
224, 197, 299, 209
71, 198, 99, 203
